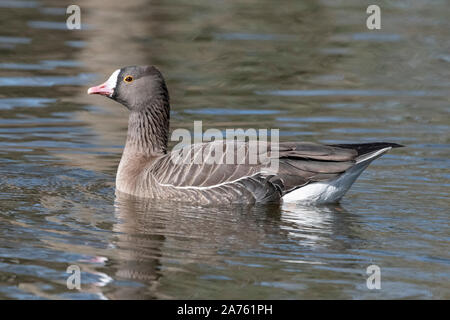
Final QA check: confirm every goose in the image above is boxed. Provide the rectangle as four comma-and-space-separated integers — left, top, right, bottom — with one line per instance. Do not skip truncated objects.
87, 65, 402, 205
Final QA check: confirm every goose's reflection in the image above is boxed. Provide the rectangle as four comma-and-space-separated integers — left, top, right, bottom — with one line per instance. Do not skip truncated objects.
108, 192, 166, 299
108, 192, 357, 299
280, 202, 354, 249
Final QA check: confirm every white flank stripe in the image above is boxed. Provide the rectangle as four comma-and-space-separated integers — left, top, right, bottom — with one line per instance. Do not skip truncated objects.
157, 172, 264, 190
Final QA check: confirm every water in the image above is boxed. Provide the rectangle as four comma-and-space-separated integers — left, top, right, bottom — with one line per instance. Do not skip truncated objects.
0, 0, 449, 299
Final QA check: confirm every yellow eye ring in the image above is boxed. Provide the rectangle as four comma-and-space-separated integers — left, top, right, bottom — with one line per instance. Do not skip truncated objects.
123, 75, 133, 83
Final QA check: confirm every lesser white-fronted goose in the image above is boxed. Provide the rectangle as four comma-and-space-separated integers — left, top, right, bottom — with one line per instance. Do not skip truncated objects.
88, 65, 402, 205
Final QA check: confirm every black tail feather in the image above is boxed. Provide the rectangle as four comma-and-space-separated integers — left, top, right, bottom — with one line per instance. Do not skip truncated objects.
329, 142, 404, 157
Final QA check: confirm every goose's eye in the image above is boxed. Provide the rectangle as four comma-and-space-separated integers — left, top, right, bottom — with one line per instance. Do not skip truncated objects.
124, 75, 133, 83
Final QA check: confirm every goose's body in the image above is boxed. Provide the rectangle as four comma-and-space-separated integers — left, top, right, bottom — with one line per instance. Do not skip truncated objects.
88, 66, 402, 205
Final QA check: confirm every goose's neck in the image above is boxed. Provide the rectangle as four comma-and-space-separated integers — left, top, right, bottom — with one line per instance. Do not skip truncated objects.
123, 101, 170, 157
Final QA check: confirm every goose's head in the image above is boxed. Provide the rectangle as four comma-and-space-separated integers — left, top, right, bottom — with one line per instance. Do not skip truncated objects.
87, 65, 168, 111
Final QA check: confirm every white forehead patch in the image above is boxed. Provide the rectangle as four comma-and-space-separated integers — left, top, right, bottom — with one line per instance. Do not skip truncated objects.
104, 69, 120, 96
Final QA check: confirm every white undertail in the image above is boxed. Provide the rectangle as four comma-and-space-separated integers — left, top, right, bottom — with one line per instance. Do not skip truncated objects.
282, 147, 392, 204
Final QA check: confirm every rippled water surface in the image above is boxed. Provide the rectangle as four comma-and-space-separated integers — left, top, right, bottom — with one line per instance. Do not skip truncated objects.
0, 0, 449, 299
